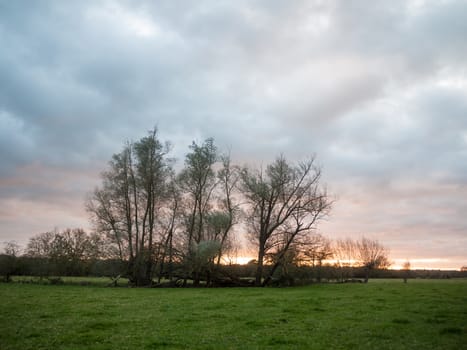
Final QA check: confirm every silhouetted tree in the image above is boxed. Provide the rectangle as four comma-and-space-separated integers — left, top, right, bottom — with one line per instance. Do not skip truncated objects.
156, 177, 182, 283
302, 234, 333, 282
26, 231, 55, 277
402, 260, 411, 283
355, 237, 390, 283
241, 156, 330, 286
87, 127, 172, 286
334, 238, 357, 282
212, 154, 240, 269
26, 229, 103, 276
0, 241, 21, 282
177, 138, 218, 285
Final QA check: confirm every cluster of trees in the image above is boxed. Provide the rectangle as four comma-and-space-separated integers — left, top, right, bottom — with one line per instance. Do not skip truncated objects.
0, 241, 21, 282
24, 228, 104, 276
81, 128, 334, 286
333, 237, 391, 283
1, 232, 393, 285
0, 128, 394, 286
0, 229, 112, 281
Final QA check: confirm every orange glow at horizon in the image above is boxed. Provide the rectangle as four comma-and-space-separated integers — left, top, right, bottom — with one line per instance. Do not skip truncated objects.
233, 256, 255, 265
228, 256, 463, 270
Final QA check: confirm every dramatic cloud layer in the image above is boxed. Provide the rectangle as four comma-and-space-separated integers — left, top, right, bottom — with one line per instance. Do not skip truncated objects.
1, 0, 466, 268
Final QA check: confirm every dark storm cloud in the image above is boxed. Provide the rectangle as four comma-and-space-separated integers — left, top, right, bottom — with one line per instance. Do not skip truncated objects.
0, 0, 466, 267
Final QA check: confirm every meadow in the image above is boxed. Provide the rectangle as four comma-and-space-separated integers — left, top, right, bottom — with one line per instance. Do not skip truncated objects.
0, 279, 465, 349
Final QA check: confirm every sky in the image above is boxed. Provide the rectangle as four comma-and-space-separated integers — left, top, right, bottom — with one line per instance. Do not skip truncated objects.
1, 0, 466, 269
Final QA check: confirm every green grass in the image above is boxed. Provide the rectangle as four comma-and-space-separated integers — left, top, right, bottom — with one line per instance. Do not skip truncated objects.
0, 279, 466, 349
11, 276, 130, 287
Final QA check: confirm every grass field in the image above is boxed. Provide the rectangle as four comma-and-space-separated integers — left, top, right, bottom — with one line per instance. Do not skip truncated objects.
0, 279, 466, 349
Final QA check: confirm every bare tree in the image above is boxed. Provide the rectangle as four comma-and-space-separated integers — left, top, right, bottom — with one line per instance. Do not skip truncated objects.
27, 231, 55, 258
26, 231, 56, 278
355, 237, 390, 283
402, 260, 411, 283
178, 138, 218, 286
334, 238, 357, 282
301, 234, 333, 282
333, 237, 390, 282
51, 228, 103, 275
156, 176, 182, 283
87, 127, 172, 286
0, 241, 21, 282
2, 241, 21, 256
212, 154, 240, 269
241, 156, 331, 286
133, 129, 173, 283
25, 229, 103, 276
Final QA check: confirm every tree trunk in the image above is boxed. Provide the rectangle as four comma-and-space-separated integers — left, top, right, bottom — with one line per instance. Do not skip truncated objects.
317, 261, 322, 283
262, 263, 277, 287
193, 271, 200, 287
364, 267, 369, 283
255, 245, 265, 286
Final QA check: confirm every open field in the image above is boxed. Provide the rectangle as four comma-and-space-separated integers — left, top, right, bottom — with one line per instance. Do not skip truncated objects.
0, 279, 466, 349
10, 276, 131, 287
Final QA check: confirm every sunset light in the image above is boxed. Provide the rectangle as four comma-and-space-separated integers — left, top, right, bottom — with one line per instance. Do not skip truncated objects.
233, 256, 255, 265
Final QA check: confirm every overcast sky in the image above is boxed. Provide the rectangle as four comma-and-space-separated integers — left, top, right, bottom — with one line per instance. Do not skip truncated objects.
1, 0, 466, 269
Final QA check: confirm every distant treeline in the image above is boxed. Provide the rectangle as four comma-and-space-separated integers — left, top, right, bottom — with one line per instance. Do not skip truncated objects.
1, 226, 396, 286
1, 253, 466, 286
